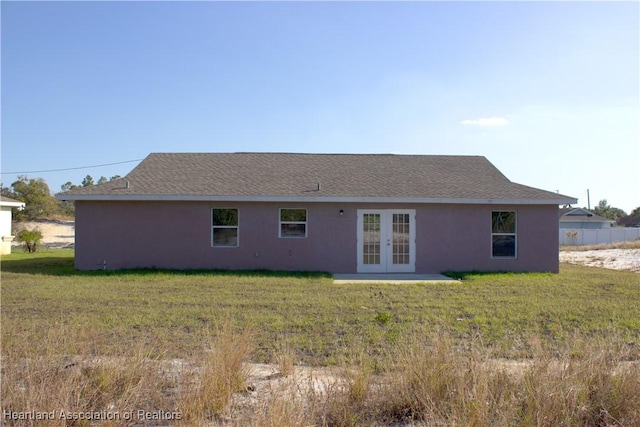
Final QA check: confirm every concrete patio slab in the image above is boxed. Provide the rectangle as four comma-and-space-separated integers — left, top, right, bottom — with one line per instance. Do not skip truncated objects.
333, 273, 460, 284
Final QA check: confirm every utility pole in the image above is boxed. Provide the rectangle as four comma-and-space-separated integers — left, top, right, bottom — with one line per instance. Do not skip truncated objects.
587, 189, 590, 210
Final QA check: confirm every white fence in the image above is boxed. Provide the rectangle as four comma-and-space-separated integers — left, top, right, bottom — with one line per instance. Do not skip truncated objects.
560, 228, 640, 246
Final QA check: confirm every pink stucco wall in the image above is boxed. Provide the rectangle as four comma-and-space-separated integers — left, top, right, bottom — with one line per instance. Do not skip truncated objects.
414, 204, 559, 273
74, 201, 560, 272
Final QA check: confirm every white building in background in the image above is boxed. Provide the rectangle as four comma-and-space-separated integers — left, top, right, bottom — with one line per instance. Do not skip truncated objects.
558, 207, 640, 245
0, 196, 25, 254
559, 207, 615, 230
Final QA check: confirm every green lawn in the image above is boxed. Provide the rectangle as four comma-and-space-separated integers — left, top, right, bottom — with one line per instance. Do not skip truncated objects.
2, 249, 639, 364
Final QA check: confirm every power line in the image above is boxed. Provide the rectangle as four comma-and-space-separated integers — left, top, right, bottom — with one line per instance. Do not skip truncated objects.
1, 159, 143, 175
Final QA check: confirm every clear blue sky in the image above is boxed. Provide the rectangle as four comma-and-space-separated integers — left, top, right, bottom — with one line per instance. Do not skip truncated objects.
2, 1, 638, 212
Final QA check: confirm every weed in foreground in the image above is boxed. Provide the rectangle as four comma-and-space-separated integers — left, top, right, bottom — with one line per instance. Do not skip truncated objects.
273, 339, 296, 377
178, 322, 255, 423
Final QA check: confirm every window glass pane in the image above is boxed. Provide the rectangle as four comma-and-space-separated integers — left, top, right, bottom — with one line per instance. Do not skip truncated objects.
492, 235, 516, 257
213, 228, 238, 246
281, 223, 306, 237
492, 211, 516, 233
213, 209, 238, 226
281, 209, 307, 222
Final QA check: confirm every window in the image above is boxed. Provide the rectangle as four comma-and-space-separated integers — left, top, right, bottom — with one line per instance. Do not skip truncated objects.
280, 208, 307, 238
491, 211, 516, 258
212, 208, 238, 247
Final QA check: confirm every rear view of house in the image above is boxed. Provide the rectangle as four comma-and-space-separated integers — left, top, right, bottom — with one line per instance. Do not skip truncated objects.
57, 153, 576, 273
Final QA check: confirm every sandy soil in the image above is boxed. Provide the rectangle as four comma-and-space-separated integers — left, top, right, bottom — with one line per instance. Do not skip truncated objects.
560, 249, 640, 273
13, 219, 75, 249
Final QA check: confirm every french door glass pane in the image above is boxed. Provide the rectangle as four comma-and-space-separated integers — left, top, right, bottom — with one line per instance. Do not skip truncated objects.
392, 213, 410, 265
363, 214, 381, 265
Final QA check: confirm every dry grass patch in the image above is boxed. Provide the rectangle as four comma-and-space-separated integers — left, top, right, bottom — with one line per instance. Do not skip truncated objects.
373, 333, 640, 426
378, 334, 519, 425
178, 322, 255, 423
1, 323, 174, 426
2, 329, 638, 426
516, 339, 640, 426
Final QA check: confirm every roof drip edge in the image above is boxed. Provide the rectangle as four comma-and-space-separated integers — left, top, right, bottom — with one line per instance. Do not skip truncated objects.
56, 194, 578, 205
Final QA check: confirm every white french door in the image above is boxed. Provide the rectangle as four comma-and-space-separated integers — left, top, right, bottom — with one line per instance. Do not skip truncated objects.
357, 210, 416, 273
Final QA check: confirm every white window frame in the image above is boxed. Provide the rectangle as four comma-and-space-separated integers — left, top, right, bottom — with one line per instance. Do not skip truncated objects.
279, 208, 308, 238
211, 208, 239, 248
491, 211, 517, 259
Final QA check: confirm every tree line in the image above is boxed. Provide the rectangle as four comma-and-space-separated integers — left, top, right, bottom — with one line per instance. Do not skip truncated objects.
2, 175, 640, 224
1, 175, 119, 221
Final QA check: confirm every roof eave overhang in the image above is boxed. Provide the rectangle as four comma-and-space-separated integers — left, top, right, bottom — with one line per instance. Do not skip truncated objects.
560, 218, 615, 223
0, 201, 26, 208
57, 194, 579, 205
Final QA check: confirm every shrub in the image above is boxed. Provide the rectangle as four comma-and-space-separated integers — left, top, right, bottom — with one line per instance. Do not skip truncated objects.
16, 228, 43, 253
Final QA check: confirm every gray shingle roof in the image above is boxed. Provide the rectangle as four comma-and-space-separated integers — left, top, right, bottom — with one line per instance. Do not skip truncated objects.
57, 153, 577, 204
559, 208, 614, 223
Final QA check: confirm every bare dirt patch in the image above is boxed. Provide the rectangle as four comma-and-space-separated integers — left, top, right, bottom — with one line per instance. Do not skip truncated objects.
13, 219, 75, 249
560, 248, 640, 273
